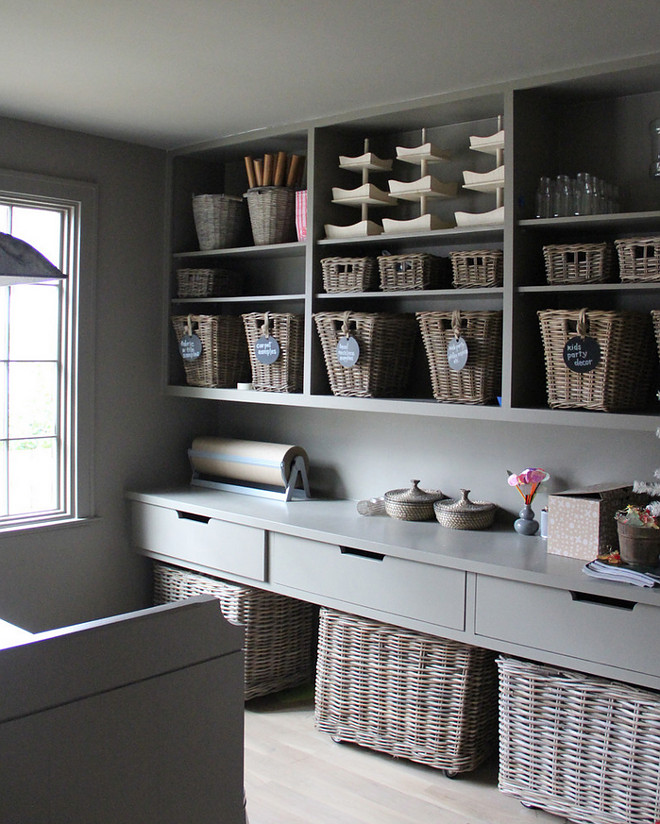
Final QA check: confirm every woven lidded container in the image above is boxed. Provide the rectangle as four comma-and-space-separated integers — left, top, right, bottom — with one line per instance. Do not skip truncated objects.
451, 249, 503, 288
315, 608, 498, 775
417, 310, 502, 404
242, 311, 304, 392
171, 314, 250, 388
321, 257, 377, 293
615, 236, 660, 282
498, 656, 660, 824
377, 253, 441, 291
192, 194, 245, 251
543, 242, 613, 285
383, 479, 443, 521
434, 489, 496, 530
176, 267, 240, 298
314, 311, 417, 398
153, 562, 316, 701
537, 308, 655, 412
245, 186, 296, 245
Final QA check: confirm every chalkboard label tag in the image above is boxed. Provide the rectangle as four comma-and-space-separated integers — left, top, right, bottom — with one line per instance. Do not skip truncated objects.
180, 333, 202, 361
255, 335, 280, 364
337, 335, 360, 367
563, 335, 601, 373
447, 336, 469, 371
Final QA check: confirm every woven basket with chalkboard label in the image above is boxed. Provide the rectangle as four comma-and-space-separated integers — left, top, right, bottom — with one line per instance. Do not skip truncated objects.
171, 314, 249, 388
242, 312, 303, 392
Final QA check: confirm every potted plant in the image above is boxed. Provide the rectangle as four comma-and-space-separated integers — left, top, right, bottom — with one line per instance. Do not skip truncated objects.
614, 503, 660, 566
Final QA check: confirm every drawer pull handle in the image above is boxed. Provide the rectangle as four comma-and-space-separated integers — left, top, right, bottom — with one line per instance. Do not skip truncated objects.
340, 546, 384, 561
176, 510, 210, 524
570, 591, 635, 611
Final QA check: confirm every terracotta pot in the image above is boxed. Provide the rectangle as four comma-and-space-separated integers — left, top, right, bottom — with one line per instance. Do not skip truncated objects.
616, 520, 660, 566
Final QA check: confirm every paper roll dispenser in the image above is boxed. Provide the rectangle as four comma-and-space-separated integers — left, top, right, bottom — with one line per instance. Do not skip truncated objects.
188, 436, 311, 501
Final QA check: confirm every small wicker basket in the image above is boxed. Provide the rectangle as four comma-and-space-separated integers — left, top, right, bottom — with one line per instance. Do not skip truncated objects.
176, 267, 240, 298
615, 236, 660, 282
242, 311, 304, 392
537, 307, 655, 411
245, 186, 296, 245
192, 194, 245, 250
383, 480, 443, 521
417, 309, 502, 404
314, 310, 417, 398
377, 253, 440, 291
153, 562, 316, 701
543, 242, 613, 284
321, 257, 377, 293
450, 249, 503, 288
434, 489, 496, 530
315, 608, 498, 775
171, 314, 250, 388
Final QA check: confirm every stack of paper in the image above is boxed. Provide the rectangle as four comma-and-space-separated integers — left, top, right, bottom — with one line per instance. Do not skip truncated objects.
582, 559, 660, 587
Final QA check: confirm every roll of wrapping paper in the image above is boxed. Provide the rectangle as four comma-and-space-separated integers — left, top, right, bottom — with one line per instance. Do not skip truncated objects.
189, 436, 309, 489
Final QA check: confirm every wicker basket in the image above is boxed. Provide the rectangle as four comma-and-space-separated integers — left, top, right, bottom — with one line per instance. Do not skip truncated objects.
537, 308, 655, 412
543, 242, 613, 285
171, 314, 250, 388
192, 194, 245, 251
315, 608, 498, 775
153, 562, 316, 701
615, 236, 660, 282
242, 311, 304, 392
417, 310, 502, 404
314, 311, 417, 398
176, 267, 240, 298
245, 186, 296, 245
498, 656, 660, 824
377, 253, 440, 291
321, 257, 377, 293
451, 249, 503, 288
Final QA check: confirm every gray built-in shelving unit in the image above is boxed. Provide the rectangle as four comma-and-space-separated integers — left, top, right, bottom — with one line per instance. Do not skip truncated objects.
164, 53, 660, 431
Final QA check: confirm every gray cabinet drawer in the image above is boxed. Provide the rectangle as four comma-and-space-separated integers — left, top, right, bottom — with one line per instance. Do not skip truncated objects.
130, 502, 266, 581
269, 533, 466, 630
475, 575, 660, 679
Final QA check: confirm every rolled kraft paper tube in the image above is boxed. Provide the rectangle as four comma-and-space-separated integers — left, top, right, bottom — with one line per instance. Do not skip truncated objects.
190, 437, 309, 489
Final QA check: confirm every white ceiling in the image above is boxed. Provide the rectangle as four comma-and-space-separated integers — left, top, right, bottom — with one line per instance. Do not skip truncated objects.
2, 0, 660, 151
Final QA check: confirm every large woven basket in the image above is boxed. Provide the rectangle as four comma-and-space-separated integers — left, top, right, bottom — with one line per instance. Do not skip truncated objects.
498, 656, 660, 824
377, 253, 441, 291
176, 267, 240, 298
417, 310, 502, 404
615, 236, 660, 282
171, 314, 250, 388
242, 311, 304, 392
315, 608, 498, 775
192, 194, 245, 250
451, 249, 503, 288
321, 257, 377, 293
245, 186, 296, 245
314, 311, 417, 398
537, 308, 654, 411
543, 242, 613, 285
153, 562, 316, 701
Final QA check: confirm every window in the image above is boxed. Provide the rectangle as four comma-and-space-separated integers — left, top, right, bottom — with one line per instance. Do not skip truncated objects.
0, 170, 96, 530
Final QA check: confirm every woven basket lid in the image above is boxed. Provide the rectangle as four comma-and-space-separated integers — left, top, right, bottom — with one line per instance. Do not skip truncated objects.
435, 488, 495, 514
384, 479, 443, 505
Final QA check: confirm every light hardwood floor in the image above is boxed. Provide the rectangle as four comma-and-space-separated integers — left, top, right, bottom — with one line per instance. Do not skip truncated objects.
243, 685, 567, 824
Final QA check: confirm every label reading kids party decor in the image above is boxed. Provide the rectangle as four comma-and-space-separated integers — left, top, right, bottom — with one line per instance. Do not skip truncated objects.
337, 335, 360, 367
255, 335, 280, 364
563, 336, 601, 373
447, 336, 469, 371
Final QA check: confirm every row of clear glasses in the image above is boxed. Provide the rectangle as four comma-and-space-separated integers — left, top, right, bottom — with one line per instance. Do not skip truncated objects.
535, 174, 620, 218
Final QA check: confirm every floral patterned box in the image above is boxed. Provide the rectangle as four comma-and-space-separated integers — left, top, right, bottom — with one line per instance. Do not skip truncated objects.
546, 483, 633, 560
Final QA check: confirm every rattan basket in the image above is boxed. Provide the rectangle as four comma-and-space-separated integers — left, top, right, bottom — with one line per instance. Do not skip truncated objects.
537, 308, 655, 411
543, 242, 613, 285
652, 310, 660, 362
192, 194, 245, 250
321, 257, 377, 293
417, 310, 502, 404
315, 608, 498, 775
176, 267, 240, 298
451, 249, 503, 288
615, 236, 660, 282
498, 656, 660, 824
171, 314, 250, 388
242, 311, 304, 392
245, 186, 296, 245
153, 562, 316, 701
377, 253, 440, 291
314, 311, 417, 398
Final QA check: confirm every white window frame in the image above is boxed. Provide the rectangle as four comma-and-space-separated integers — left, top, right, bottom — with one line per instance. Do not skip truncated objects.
0, 169, 97, 530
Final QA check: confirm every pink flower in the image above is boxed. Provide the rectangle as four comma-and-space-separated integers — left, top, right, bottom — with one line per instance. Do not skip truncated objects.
507, 467, 550, 505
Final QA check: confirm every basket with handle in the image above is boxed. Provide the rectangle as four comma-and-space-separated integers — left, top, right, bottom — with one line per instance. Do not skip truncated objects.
171, 313, 249, 388
377, 252, 441, 291
176, 267, 240, 298
615, 236, 660, 282
450, 249, 503, 288
321, 257, 377, 293
543, 242, 613, 284
242, 311, 304, 392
